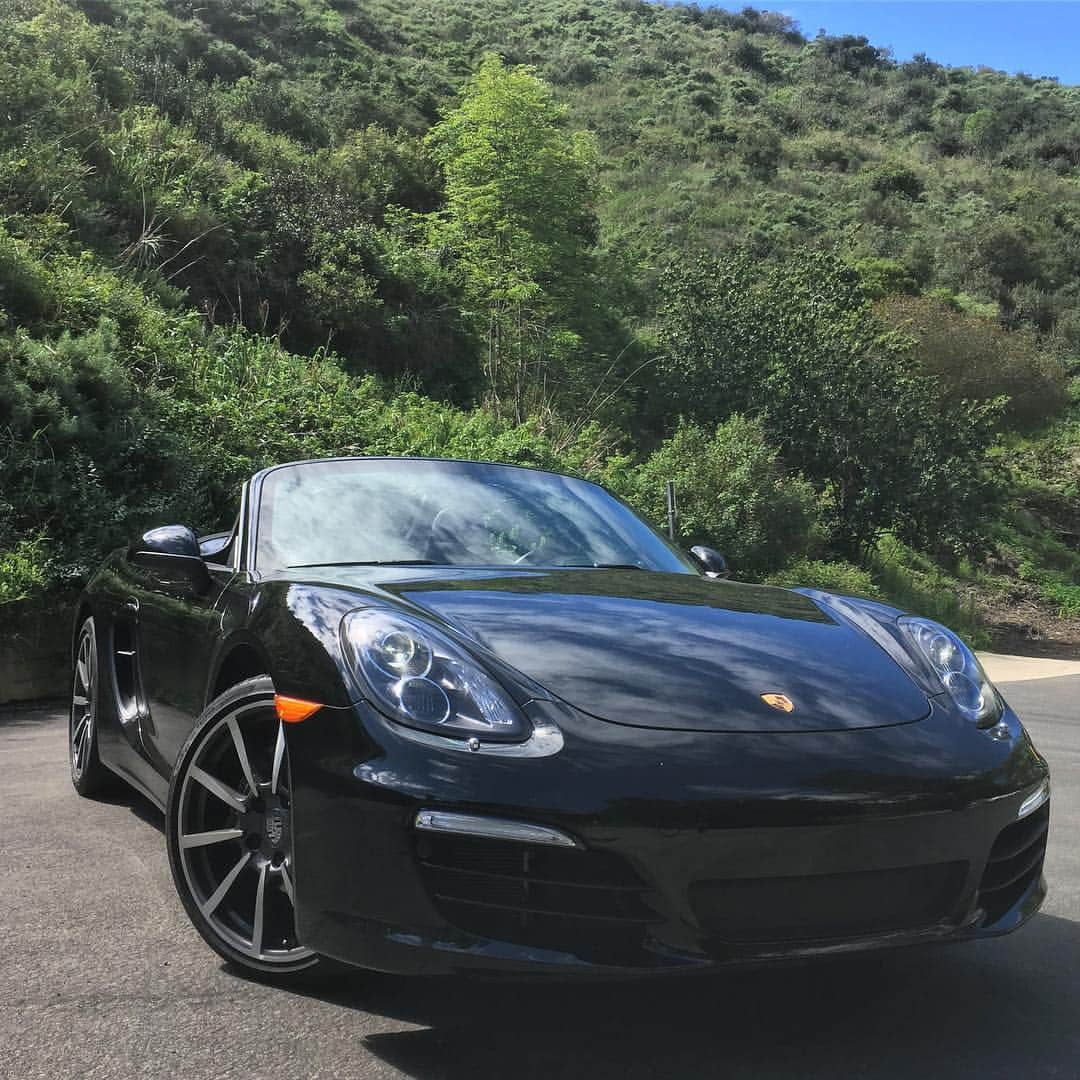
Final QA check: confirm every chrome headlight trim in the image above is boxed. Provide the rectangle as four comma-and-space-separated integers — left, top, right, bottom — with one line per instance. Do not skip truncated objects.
382, 714, 564, 758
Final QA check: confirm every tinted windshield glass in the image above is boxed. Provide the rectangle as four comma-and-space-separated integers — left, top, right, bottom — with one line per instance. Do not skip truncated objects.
256, 459, 694, 573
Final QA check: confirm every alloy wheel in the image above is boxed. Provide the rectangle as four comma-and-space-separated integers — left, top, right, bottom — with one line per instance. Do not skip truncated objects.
176, 701, 312, 964
70, 626, 97, 781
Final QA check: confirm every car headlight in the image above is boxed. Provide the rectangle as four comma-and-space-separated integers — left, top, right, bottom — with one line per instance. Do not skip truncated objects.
898, 616, 1002, 728
341, 609, 529, 742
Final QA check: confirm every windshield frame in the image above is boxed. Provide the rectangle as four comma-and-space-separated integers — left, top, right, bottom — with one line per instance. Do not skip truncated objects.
247, 456, 697, 576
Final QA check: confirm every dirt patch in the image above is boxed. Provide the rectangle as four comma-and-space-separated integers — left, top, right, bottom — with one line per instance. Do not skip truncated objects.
971, 584, 1080, 660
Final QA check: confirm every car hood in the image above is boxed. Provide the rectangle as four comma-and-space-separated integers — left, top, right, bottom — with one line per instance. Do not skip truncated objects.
347, 567, 929, 734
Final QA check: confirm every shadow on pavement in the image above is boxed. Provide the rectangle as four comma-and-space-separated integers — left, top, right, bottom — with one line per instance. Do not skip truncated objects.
0, 700, 68, 727
287, 912, 1080, 1079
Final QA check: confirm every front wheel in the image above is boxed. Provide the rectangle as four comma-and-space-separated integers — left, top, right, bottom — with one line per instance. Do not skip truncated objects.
166, 676, 330, 980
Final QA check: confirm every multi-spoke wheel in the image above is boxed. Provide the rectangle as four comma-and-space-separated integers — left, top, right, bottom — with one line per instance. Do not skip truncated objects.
166, 676, 326, 979
70, 617, 112, 796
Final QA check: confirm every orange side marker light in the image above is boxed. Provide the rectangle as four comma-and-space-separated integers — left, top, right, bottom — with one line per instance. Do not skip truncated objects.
275, 694, 322, 724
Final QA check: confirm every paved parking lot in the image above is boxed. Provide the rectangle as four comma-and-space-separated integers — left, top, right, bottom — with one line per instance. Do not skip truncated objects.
2, 673, 1078, 1080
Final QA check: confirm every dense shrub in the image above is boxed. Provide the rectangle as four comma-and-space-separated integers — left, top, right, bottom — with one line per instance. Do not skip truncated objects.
617, 417, 823, 577
0, 228, 57, 322
861, 161, 924, 201
878, 295, 1068, 428
853, 257, 919, 299
654, 250, 1001, 555
0, 535, 51, 606
964, 108, 1007, 155
0, 318, 205, 586
766, 559, 881, 600
169, 328, 585, 500
0, 309, 615, 598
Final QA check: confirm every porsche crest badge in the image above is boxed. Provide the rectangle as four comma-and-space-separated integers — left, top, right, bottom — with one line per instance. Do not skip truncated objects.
761, 692, 795, 713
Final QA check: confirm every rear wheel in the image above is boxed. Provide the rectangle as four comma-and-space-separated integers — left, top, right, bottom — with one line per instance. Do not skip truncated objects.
70, 617, 112, 797
166, 677, 330, 980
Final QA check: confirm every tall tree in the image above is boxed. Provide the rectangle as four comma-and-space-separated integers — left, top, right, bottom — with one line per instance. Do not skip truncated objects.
425, 53, 600, 421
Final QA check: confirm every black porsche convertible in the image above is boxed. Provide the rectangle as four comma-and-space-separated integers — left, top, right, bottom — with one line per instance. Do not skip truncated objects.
70, 456, 1051, 980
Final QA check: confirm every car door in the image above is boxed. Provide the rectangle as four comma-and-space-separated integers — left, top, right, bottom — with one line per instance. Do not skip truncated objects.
130, 529, 238, 773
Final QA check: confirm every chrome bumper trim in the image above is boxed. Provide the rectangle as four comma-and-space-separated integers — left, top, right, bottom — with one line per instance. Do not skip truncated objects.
1018, 780, 1050, 820
414, 809, 581, 848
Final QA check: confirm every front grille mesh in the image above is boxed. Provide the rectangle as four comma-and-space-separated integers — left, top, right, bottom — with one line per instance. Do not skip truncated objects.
415, 832, 659, 963
977, 801, 1049, 925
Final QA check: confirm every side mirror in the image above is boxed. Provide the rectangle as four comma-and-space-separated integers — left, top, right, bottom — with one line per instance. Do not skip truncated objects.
129, 525, 210, 594
689, 545, 730, 579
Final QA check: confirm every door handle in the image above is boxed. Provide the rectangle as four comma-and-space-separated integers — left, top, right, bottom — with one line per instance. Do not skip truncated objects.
124, 597, 139, 613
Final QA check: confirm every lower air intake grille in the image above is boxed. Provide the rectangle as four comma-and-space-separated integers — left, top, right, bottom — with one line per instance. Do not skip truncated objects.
415, 833, 658, 964
978, 801, 1049, 925
690, 861, 968, 944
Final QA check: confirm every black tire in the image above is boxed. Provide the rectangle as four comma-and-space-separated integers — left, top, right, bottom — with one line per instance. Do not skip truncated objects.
70, 616, 113, 797
166, 676, 333, 981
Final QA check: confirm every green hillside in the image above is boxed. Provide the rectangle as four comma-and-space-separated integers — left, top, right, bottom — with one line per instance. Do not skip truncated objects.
3, 0, 1080, 663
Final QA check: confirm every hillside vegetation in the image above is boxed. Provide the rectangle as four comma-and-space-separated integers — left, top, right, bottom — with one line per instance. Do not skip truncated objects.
3, 0, 1080, 656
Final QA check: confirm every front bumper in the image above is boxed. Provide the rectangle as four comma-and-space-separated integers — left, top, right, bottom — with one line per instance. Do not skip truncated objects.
286, 697, 1050, 976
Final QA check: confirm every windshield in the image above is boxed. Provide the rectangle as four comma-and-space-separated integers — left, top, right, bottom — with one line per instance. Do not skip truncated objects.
255, 458, 694, 574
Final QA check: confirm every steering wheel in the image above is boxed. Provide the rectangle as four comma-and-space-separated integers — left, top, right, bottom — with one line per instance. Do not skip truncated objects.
482, 507, 542, 565
427, 503, 544, 565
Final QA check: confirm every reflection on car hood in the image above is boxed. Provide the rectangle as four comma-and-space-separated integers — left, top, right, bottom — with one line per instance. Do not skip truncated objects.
368, 568, 931, 734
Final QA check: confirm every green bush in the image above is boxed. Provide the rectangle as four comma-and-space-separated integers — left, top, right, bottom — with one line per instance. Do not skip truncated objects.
0, 317, 205, 587
0, 228, 57, 322
654, 250, 1000, 556
878, 295, 1068, 429
618, 416, 824, 578
964, 108, 1007, 155
0, 312, 617, 600
771, 548, 988, 645
1037, 578, 1080, 618
766, 559, 882, 599
736, 122, 782, 179
861, 161, 924, 201
0, 535, 51, 605
853, 257, 918, 300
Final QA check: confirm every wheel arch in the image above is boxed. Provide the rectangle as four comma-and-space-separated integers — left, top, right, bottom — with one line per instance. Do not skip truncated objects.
207, 637, 273, 707
72, 597, 94, 662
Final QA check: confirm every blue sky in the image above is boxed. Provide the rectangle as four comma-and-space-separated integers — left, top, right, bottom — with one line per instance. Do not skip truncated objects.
703, 2, 1080, 84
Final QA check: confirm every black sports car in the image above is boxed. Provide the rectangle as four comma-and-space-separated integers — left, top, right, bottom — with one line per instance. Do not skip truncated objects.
70, 456, 1051, 980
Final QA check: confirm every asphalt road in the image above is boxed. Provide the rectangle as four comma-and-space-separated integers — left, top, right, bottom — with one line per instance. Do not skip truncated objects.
3, 675, 1078, 1080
